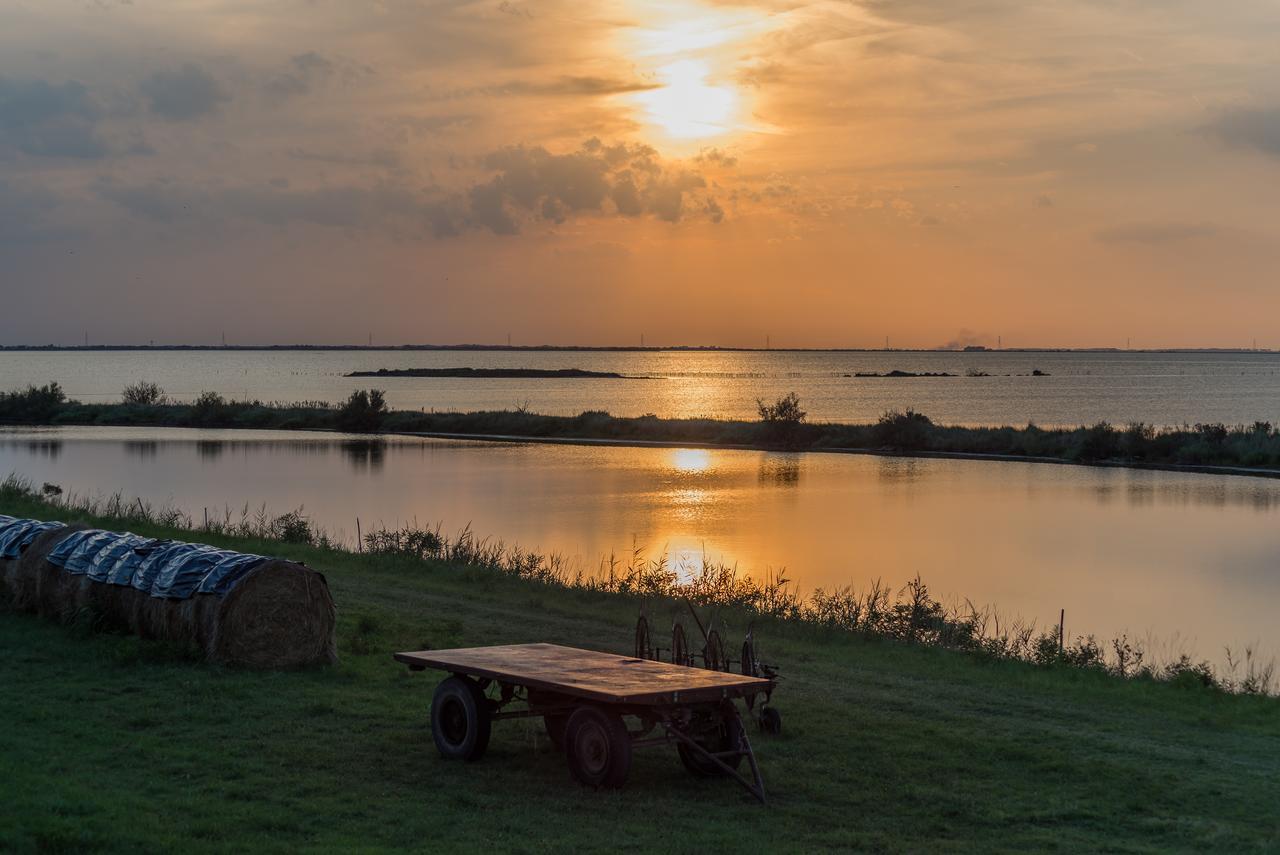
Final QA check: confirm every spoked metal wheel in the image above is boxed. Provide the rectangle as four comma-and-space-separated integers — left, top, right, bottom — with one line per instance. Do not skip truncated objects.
565, 706, 632, 788
704, 629, 728, 672
741, 637, 758, 708
671, 622, 691, 667
634, 615, 653, 660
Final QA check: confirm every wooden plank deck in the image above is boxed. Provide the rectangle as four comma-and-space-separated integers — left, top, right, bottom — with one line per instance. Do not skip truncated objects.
393, 643, 774, 705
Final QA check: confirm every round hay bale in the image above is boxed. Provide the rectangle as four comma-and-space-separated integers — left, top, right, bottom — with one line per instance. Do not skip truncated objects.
0, 554, 13, 603
208, 560, 337, 668
12, 525, 86, 615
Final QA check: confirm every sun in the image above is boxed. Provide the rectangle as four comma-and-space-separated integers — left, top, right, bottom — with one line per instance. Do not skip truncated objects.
618, 1, 774, 147
634, 59, 738, 140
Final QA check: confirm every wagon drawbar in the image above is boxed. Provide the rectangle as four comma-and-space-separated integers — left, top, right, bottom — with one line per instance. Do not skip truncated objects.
394, 642, 777, 803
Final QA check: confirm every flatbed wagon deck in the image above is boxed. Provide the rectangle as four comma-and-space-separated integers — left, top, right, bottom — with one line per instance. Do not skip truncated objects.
394, 643, 778, 802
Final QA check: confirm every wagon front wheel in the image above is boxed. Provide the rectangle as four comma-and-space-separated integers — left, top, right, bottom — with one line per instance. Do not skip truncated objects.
565, 706, 632, 788
431, 676, 492, 761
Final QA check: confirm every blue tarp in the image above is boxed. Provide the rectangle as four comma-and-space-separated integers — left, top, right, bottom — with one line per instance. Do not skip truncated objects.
88, 534, 155, 583
40, 525, 269, 599
196, 553, 268, 597
49, 530, 122, 575
0, 518, 67, 559
132, 542, 203, 594
104, 539, 166, 587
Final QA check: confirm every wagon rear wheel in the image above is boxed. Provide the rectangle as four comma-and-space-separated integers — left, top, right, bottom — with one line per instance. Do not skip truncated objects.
565, 706, 632, 788
677, 712, 746, 777
431, 676, 491, 762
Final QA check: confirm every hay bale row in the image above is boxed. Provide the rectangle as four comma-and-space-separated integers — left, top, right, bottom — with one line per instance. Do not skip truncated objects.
0, 518, 336, 669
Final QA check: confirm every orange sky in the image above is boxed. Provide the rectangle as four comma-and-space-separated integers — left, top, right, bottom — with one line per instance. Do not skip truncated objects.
1, 0, 1278, 348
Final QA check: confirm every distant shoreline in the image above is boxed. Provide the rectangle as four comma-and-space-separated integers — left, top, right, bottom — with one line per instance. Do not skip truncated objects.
0, 345, 1276, 354
3, 383, 1279, 479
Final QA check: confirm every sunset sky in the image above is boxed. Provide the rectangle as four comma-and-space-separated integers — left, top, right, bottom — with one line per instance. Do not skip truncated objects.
2, 0, 1279, 348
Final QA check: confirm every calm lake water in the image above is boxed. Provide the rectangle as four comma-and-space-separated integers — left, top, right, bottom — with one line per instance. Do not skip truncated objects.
3, 349, 1280, 426
3, 426, 1277, 668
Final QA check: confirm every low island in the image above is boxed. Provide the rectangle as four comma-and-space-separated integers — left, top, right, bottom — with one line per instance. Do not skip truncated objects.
346, 367, 637, 379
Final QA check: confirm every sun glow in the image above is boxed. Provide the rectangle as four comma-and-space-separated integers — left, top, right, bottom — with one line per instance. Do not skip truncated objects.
620, 2, 774, 145
635, 59, 738, 139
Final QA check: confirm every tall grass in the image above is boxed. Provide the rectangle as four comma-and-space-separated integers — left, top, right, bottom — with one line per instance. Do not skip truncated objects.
2, 472, 1271, 696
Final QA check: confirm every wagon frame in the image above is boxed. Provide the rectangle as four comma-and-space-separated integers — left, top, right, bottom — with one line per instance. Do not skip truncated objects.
394, 643, 777, 803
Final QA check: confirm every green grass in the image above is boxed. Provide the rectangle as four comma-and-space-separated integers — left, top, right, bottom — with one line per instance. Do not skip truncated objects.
2, 496, 1278, 853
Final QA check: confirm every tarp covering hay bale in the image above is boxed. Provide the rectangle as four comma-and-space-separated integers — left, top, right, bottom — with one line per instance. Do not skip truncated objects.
0, 517, 336, 668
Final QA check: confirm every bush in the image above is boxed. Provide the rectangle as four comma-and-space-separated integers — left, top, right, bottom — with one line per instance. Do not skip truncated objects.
121, 382, 166, 406
337, 389, 388, 433
0, 383, 67, 422
188, 391, 229, 426
1076, 422, 1119, 460
757, 392, 806, 424
872, 409, 933, 451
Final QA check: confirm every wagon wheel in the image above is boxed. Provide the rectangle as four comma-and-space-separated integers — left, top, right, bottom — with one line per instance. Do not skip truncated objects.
634, 615, 653, 660
430, 676, 492, 762
671, 622, 690, 667
565, 706, 632, 789
704, 629, 727, 672
677, 709, 746, 777
759, 706, 783, 736
741, 637, 758, 708
741, 638, 758, 677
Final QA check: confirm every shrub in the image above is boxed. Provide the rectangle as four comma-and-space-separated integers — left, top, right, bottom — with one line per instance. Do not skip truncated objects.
0, 383, 67, 422
188, 391, 229, 426
270, 510, 314, 544
872, 409, 933, 451
337, 389, 387, 432
121, 381, 166, 406
1076, 422, 1119, 460
757, 392, 806, 425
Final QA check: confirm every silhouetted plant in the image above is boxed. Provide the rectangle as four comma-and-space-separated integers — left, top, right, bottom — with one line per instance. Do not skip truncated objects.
0, 383, 66, 422
121, 381, 167, 406
337, 389, 387, 432
872, 409, 933, 451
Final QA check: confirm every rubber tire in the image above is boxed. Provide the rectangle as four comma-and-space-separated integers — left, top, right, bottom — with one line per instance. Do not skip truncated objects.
544, 713, 568, 750
430, 676, 491, 762
677, 716, 745, 777
565, 706, 632, 788
760, 706, 782, 736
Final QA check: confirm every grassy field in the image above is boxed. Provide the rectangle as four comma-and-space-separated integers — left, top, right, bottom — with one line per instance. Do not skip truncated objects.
2, 494, 1278, 853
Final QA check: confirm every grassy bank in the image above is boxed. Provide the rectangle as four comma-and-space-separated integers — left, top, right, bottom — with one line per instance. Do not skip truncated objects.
5, 383, 1280, 474
2, 490, 1279, 852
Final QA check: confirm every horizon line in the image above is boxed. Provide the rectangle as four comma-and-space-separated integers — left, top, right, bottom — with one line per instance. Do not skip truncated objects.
0, 344, 1276, 354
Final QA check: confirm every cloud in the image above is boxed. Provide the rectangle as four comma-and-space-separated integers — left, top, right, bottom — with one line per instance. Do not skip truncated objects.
458, 138, 719, 234
1095, 222, 1217, 245
141, 64, 229, 120
1209, 107, 1280, 158
428, 75, 659, 101
95, 138, 728, 238
0, 76, 108, 158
